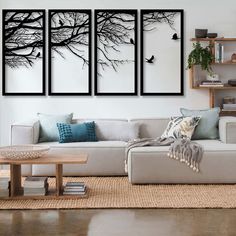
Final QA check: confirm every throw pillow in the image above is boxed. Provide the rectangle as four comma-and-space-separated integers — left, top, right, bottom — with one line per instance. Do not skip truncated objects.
38, 113, 73, 142
57, 122, 97, 143
161, 116, 201, 139
180, 107, 220, 139
95, 121, 140, 141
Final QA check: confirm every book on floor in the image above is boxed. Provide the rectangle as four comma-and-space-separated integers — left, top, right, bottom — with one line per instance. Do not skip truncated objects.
0, 189, 9, 197
63, 182, 87, 195
0, 177, 10, 190
24, 177, 48, 188
24, 180, 48, 196
64, 186, 86, 192
63, 190, 86, 195
65, 182, 85, 187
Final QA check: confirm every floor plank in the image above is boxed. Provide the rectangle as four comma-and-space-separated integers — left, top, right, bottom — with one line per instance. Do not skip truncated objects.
0, 209, 236, 236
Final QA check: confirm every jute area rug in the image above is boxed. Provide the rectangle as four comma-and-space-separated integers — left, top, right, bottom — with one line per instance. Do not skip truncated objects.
1, 176, 236, 209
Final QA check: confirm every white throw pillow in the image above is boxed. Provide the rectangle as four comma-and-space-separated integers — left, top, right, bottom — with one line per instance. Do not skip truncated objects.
96, 122, 140, 141
161, 116, 201, 139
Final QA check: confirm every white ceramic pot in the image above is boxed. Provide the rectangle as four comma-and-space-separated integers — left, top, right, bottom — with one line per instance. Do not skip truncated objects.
207, 73, 219, 81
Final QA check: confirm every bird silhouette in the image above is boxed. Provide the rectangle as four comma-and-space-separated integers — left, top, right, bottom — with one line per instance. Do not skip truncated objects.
130, 38, 135, 45
36, 52, 40, 58
59, 20, 64, 26
145, 55, 155, 63
172, 33, 180, 40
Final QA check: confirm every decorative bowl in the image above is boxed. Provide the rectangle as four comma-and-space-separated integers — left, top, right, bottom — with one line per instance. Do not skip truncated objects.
0, 145, 50, 160
195, 29, 208, 38
207, 33, 218, 38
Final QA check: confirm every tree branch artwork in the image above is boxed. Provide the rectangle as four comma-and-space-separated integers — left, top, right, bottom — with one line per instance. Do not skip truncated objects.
143, 11, 178, 31
50, 11, 90, 68
96, 11, 136, 76
4, 11, 44, 68
140, 10, 183, 96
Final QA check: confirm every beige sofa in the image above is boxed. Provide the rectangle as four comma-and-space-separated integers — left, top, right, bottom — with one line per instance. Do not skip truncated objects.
11, 117, 236, 184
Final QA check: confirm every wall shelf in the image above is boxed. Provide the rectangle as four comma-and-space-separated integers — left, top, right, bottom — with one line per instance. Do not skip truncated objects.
189, 38, 236, 115
191, 38, 236, 42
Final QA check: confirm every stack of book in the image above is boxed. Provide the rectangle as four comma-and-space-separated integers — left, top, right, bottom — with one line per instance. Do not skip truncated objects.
23, 177, 48, 196
199, 80, 224, 87
0, 177, 10, 197
63, 182, 86, 195
222, 103, 236, 111
215, 42, 224, 63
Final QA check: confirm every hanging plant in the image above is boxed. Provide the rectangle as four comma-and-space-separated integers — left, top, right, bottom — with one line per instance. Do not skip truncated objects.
187, 42, 214, 74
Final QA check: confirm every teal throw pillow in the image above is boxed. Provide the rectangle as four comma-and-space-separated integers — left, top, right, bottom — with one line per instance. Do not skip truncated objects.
38, 113, 73, 142
180, 107, 220, 140
57, 122, 97, 143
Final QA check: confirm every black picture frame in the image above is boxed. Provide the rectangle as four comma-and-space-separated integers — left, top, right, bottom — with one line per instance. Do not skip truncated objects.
140, 9, 184, 96
2, 9, 46, 96
94, 9, 138, 96
48, 9, 92, 96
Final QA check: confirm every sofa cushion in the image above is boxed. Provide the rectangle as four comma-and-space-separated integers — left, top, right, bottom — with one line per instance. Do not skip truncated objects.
130, 118, 170, 138
180, 107, 220, 140
95, 121, 139, 141
38, 113, 73, 142
57, 122, 97, 143
219, 116, 236, 144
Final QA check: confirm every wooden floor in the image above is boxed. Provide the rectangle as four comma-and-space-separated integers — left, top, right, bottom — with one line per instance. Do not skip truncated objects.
0, 209, 236, 236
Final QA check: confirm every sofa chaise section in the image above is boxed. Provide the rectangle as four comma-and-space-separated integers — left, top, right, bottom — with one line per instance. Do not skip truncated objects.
128, 140, 236, 184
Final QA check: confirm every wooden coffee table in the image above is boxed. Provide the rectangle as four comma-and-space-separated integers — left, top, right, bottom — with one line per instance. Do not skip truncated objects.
0, 153, 88, 199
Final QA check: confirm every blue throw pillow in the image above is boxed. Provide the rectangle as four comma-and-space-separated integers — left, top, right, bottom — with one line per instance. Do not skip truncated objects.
38, 113, 73, 142
57, 122, 97, 143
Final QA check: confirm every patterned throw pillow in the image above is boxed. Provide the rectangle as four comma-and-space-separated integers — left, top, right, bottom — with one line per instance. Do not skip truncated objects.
161, 116, 201, 139
57, 122, 97, 143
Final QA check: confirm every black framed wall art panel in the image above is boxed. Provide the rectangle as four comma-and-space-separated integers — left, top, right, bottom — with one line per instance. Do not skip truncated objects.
48, 10, 92, 96
94, 9, 138, 96
141, 9, 184, 96
2, 9, 46, 95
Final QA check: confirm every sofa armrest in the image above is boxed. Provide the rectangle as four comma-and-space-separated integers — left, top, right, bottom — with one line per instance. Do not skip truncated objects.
219, 117, 236, 143
11, 119, 40, 145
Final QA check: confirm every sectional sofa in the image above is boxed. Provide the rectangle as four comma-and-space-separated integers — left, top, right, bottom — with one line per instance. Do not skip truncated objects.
11, 116, 236, 184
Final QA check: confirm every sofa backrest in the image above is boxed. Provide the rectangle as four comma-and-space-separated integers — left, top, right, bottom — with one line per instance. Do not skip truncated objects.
72, 118, 170, 140
130, 118, 170, 139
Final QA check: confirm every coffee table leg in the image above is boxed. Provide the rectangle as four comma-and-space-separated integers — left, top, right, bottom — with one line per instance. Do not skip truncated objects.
10, 164, 22, 197
56, 164, 63, 196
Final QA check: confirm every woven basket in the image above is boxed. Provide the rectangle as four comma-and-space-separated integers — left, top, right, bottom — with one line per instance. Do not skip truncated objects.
0, 145, 50, 160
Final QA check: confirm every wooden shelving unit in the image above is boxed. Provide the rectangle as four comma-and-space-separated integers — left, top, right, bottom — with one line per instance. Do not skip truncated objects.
189, 37, 236, 115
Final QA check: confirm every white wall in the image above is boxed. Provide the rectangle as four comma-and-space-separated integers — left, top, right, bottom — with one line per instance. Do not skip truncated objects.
0, 0, 236, 145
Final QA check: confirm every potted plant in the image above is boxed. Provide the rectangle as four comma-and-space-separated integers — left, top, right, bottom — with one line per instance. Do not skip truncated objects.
187, 42, 214, 75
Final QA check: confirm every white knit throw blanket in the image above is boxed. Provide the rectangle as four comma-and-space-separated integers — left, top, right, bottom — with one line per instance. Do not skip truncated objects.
125, 137, 204, 173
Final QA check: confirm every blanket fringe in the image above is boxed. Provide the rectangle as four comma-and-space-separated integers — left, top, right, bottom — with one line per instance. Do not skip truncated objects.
167, 138, 203, 172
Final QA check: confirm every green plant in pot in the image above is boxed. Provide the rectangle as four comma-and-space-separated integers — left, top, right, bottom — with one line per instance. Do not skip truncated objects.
187, 42, 214, 75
